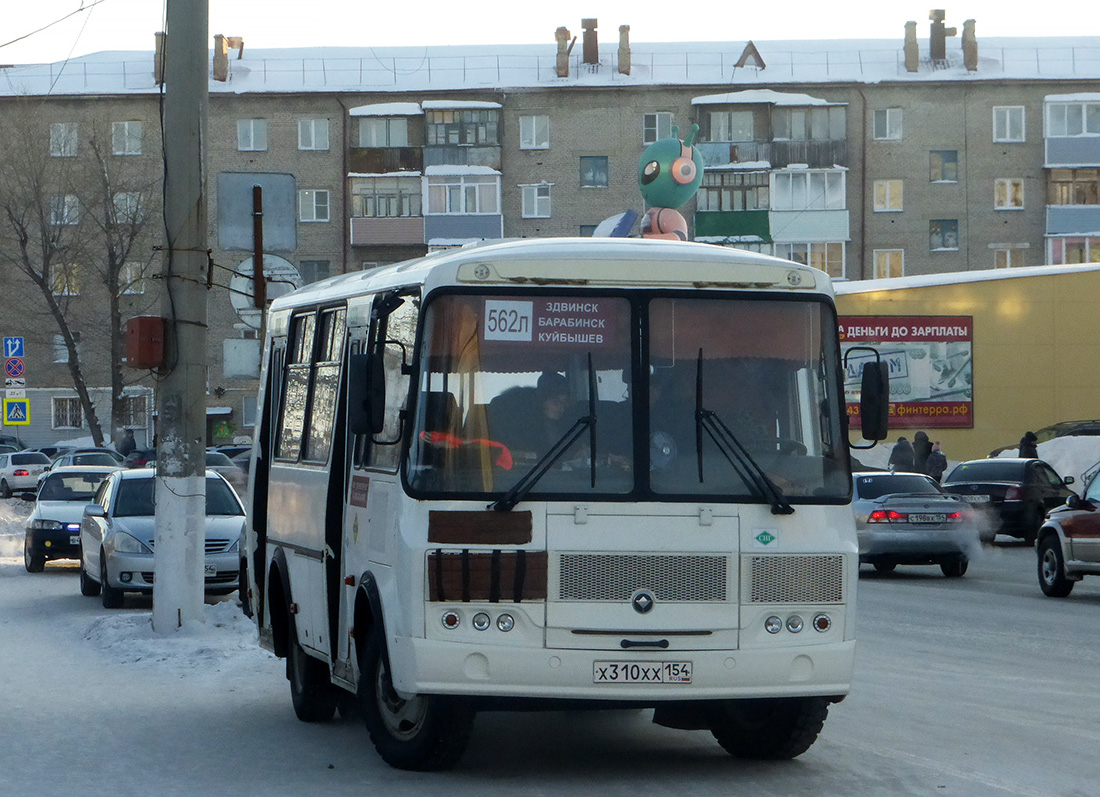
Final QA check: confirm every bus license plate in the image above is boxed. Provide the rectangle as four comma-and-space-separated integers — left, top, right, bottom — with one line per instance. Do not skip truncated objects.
593, 661, 692, 684
909, 513, 945, 523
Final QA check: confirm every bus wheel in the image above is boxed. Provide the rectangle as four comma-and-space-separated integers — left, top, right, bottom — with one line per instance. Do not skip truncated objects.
710, 697, 829, 760
359, 627, 473, 771
287, 616, 337, 723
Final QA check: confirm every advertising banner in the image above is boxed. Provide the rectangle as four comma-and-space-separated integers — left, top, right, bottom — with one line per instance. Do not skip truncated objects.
841, 316, 973, 429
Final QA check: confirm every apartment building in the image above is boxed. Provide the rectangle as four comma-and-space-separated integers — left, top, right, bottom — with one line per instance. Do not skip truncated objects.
0, 13, 1097, 444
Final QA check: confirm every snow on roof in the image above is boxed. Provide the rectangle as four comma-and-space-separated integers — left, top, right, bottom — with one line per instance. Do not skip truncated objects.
420, 99, 502, 109
423, 165, 500, 176
692, 89, 842, 106
2, 36, 1099, 97
705, 160, 772, 171
835, 262, 1100, 295
347, 171, 422, 178
1044, 93, 1100, 102
348, 102, 423, 116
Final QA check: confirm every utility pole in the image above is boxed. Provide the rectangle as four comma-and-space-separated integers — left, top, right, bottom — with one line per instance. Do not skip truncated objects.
153, 0, 209, 632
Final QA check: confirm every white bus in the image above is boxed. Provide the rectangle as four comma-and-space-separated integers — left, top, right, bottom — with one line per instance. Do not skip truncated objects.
242, 237, 887, 771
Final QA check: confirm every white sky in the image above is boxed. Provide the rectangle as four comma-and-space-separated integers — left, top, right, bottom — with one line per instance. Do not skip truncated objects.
0, 0, 1089, 65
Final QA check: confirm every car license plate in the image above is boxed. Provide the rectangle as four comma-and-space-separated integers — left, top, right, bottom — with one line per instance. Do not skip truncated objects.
593, 661, 692, 684
204, 564, 216, 577
910, 513, 946, 523
69, 535, 80, 545
960, 494, 991, 503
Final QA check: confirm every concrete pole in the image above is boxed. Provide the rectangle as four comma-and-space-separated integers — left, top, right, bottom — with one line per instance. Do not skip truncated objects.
153, 0, 209, 632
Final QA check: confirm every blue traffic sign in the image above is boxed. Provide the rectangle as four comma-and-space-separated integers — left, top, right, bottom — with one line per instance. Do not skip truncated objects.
4, 337, 24, 359
3, 398, 30, 426
5, 358, 25, 378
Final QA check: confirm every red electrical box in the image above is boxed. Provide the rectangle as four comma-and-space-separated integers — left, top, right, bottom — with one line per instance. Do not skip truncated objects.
126, 316, 167, 369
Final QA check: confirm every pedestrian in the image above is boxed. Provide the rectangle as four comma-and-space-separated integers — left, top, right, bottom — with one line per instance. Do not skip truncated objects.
888, 436, 915, 472
117, 428, 137, 457
926, 441, 948, 482
912, 430, 932, 474
1019, 430, 1038, 459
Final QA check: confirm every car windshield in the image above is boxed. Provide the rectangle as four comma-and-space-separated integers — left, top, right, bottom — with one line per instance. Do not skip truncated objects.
71, 453, 119, 466
38, 471, 112, 501
856, 474, 942, 499
12, 453, 50, 465
945, 461, 1027, 482
114, 477, 244, 517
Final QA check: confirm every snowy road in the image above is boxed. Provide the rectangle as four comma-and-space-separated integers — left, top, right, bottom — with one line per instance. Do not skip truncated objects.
3, 497, 1100, 795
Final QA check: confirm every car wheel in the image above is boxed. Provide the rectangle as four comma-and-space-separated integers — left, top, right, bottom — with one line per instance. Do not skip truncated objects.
287, 615, 338, 723
79, 560, 101, 597
0, 479, 10, 499
1038, 535, 1074, 597
23, 537, 45, 573
710, 696, 831, 760
100, 553, 124, 609
873, 562, 896, 574
940, 558, 968, 578
359, 623, 474, 771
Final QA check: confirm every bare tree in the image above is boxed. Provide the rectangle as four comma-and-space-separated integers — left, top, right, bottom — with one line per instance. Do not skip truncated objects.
0, 110, 160, 446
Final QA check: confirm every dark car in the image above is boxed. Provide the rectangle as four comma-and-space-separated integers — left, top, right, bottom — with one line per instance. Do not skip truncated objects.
942, 458, 1077, 543
124, 449, 157, 468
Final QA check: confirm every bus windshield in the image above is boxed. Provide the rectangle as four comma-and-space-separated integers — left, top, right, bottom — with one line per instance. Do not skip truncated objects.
405, 291, 848, 503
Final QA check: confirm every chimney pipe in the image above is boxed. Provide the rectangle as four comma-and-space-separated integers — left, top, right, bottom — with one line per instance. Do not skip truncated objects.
618, 25, 630, 75
904, 21, 919, 72
582, 18, 598, 65
154, 31, 166, 84
555, 26, 571, 78
929, 9, 956, 63
962, 19, 977, 71
213, 34, 229, 82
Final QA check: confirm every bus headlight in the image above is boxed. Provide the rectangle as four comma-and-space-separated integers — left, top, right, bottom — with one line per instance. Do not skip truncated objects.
764, 616, 783, 634
472, 612, 490, 631
441, 611, 460, 630
813, 614, 832, 632
496, 614, 515, 632
786, 615, 804, 633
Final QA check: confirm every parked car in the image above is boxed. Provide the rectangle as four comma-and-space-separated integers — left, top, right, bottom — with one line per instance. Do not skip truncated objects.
22, 466, 121, 572
51, 448, 124, 466
208, 444, 252, 460
0, 433, 24, 449
124, 448, 157, 468
0, 451, 52, 498
852, 471, 977, 577
204, 451, 247, 489
1035, 468, 1100, 597
78, 468, 244, 608
989, 420, 1100, 457
26, 446, 74, 460
0, 444, 20, 455
942, 458, 1076, 543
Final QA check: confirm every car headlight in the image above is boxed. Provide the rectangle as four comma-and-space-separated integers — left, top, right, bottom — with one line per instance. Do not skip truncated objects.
113, 531, 152, 554
30, 519, 64, 531
228, 537, 240, 552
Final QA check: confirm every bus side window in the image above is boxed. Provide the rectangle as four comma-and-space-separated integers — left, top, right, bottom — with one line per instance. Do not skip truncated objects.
362, 293, 418, 472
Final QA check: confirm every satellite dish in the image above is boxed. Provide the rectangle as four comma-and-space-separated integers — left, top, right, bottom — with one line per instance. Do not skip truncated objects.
229, 254, 302, 328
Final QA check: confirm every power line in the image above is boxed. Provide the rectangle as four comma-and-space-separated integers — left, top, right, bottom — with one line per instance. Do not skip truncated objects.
0, 1, 111, 53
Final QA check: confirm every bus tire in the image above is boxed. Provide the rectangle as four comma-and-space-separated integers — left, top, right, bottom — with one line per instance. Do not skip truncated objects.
287, 616, 338, 723
710, 696, 829, 760
359, 626, 473, 771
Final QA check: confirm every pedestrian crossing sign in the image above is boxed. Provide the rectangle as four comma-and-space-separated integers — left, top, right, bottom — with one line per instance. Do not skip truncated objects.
3, 398, 30, 426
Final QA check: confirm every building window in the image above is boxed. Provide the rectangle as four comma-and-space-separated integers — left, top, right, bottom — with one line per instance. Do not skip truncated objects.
426, 175, 499, 214
49, 122, 78, 157
113, 192, 143, 225
774, 242, 845, 278
643, 112, 673, 145
994, 178, 1024, 210
1046, 102, 1100, 137
52, 333, 81, 363
111, 121, 143, 155
359, 117, 409, 147
994, 249, 1026, 268
520, 184, 552, 218
298, 118, 330, 150
993, 106, 1025, 142
773, 107, 845, 141
873, 109, 903, 140
51, 265, 81, 296
351, 176, 422, 217
237, 119, 268, 151
709, 111, 754, 142
299, 260, 331, 284
120, 261, 146, 295
242, 395, 258, 428
299, 190, 330, 222
50, 195, 80, 226
519, 115, 550, 149
579, 157, 609, 188
873, 179, 903, 212
873, 250, 904, 279
1048, 169, 1100, 205
772, 170, 845, 210
117, 394, 148, 428
579, 225, 597, 237
930, 220, 959, 251
1049, 237, 1100, 265
697, 171, 769, 211
53, 397, 83, 429
930, 151, 958, 183
426, 109, 499, 146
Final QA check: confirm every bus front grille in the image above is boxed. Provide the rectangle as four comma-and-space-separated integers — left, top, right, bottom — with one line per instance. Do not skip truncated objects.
745, 555, 845, 604
558, 553, 727, 602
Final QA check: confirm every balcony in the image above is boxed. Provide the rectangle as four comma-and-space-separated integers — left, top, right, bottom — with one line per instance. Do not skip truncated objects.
349, 216, 425, 246
1045, 137, 1100, 168
697, 140, 847, 170
348, 147, 422, 174
693, 210, 771, 242
1046, 205, 1100, 235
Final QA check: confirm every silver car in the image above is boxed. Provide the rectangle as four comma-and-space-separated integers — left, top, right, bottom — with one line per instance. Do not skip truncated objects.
852, 471, 978, 578
78, 468, 244, 608
0, 451, 52, 497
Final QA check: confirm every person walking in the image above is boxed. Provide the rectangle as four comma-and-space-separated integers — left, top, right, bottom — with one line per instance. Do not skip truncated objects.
888, 436, 916, 472
1019, 430, 1038, 459
926, 441, 948, 482
912, 430, 932, 474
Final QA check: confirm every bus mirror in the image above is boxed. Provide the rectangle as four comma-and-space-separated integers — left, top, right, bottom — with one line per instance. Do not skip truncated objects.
349, 352, 387, 436
859, 361, 890, 441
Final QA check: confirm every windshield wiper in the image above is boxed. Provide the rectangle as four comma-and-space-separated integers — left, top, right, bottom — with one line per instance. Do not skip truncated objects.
490, 355, 598, 512
694, 350, 794, 515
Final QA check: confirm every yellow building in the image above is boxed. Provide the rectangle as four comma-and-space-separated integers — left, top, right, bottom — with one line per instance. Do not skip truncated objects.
835, 264, 1100, 461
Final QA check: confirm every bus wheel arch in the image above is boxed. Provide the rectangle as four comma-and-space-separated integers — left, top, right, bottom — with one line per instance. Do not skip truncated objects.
267, 549, 291, 660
